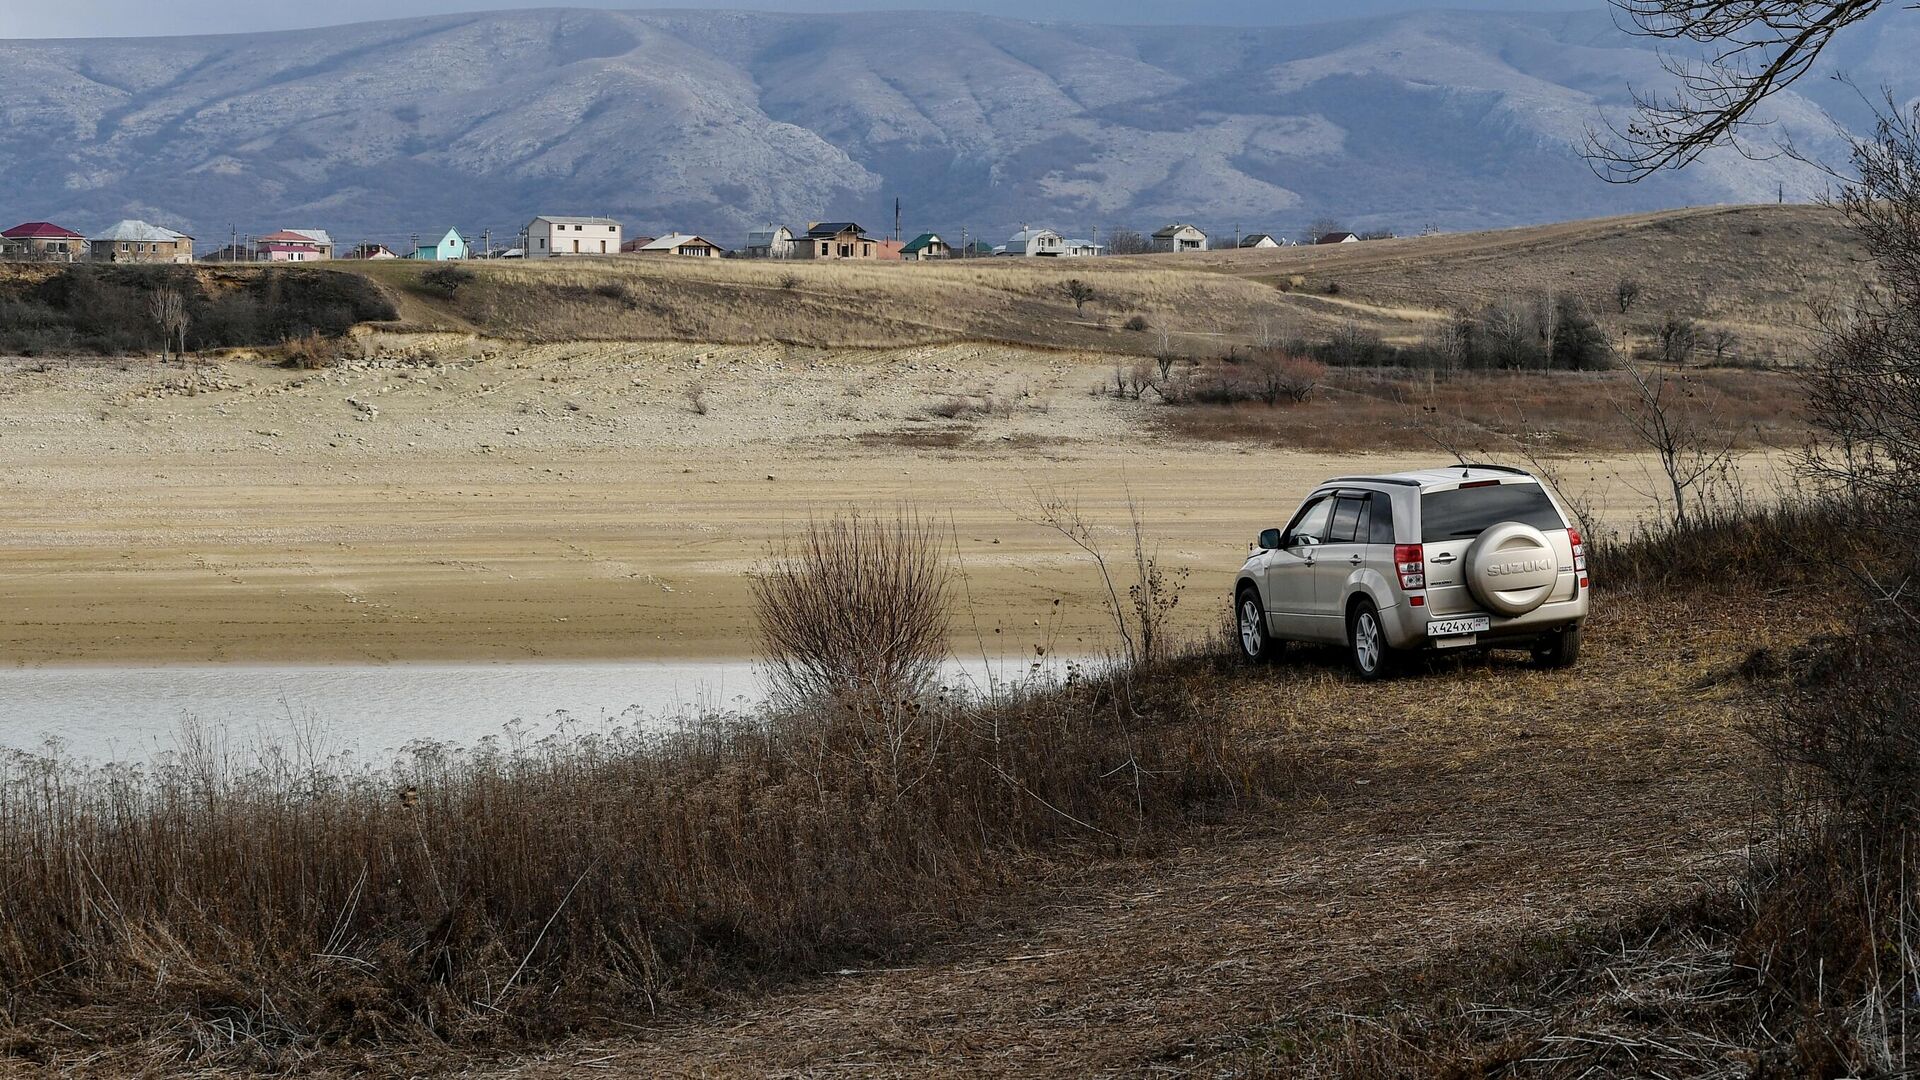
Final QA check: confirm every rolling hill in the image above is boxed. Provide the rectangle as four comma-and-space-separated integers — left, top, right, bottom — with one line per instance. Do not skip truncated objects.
0, 6, 1911, 249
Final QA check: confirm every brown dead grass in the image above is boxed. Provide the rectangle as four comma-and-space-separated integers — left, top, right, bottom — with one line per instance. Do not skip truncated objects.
1155, 365, 1808, 454
450, 586, 1810, 1080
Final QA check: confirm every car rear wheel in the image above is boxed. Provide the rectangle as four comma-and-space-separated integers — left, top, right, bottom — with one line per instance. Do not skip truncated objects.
1532, 626, 1582, 669
1237, 586, 1278, 663
1348, 598, 1394, 680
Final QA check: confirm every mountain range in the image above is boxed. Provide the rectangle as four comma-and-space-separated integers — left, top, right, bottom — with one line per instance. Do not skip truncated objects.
0, 6, 1912, 249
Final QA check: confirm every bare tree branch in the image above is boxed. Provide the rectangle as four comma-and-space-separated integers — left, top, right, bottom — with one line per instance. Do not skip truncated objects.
1587, 0, 1893, 182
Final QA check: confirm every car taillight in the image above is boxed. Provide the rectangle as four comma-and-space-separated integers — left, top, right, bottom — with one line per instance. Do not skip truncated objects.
1568, 527, 1587, 573
1394, 544, 1425, 591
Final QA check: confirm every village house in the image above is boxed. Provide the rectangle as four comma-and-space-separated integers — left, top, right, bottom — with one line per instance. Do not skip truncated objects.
638, 233, 723, 257
618, 235, 657, 253
799, 222, 877, 260
527, 215, 621, 257
1315, 231, 1360, 245
997, 227, 1064, 257
407, 229, 469, 260
1, 222, 87, 262
1240, 233, 1281, 249
256, 229, 334, 261
1151, 223, 1209, 253
343, 243, 400, 260
745, 225, 795, 259
874, 239, 904, 261
900, 232, 950, 260
90, 220, 194, 264
1063, 238, 1105, 258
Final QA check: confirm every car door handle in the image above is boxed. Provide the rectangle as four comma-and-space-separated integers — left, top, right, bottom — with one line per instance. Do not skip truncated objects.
1431, 553, 1457, 564
1349, 555, 1364, 566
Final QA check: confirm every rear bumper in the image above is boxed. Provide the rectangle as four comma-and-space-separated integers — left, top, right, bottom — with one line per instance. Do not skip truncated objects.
1380, 590, 1589, 650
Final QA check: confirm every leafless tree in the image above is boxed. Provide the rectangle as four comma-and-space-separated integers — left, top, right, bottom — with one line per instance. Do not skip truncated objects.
1707, 326, 1739, 362
148, 286, 189, 365
1614, 363, 1739, 526
1615, 277, 1644, 315
1060, 278, 1096, 316
1587, 0, 1891, 182
1658, 313, 1700, 365
1301, 217, 1345, 244
1105, 228, 1150, 256
1804, 101, 1920, 555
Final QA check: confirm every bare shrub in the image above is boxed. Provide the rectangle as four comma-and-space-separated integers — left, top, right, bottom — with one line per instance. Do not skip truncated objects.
1060, 278, 1096, 316
1123, 314, 1150, 332
1251, 353, 1325, 404
1657, 313, 1699, 365
280, 331, 339, 370
418, 265, 476, 296
684, 381, 709, 415
1024, 494, 1188, 667
1612, 364, 1739, 527
750, 512, 952, 712
778, 272, 800, 291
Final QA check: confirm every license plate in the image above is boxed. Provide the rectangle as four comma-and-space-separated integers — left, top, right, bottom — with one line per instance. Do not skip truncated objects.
1427, 616, 1491, 637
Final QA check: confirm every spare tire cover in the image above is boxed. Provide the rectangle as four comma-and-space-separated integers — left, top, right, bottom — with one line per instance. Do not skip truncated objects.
1464, 521, 1559, 616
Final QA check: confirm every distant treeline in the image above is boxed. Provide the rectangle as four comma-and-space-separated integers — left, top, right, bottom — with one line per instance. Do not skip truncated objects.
1289, 293, 1616, 373
0, 264, 398, 356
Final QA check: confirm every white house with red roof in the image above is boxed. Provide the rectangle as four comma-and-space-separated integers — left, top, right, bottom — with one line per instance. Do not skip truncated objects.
2, 221, 87, 262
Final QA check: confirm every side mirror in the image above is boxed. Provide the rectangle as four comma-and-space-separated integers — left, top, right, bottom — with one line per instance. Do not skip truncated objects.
1258, 528, 1282, 551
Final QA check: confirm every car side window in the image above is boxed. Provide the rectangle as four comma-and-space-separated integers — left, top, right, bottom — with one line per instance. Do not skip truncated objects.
1284, 497, 1334, 548
1327, 496, 1365, 543
1369, 491, 1396, 544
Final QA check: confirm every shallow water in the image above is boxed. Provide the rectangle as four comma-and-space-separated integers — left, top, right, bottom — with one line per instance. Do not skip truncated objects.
0, 656, 1071, 764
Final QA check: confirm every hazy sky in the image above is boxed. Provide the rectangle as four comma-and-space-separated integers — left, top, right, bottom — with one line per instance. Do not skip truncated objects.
1, 0, 1605, 39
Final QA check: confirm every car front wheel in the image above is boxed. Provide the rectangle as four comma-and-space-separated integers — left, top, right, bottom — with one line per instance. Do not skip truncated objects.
1237, 587, 1278, 663
1348, 598, 1395, 680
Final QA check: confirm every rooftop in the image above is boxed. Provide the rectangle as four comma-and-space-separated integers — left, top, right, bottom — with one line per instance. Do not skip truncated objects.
92, 220, 191, 242
4, 221, 85, 240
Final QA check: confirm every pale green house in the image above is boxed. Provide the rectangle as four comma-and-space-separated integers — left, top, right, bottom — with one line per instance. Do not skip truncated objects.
407, 228, 469, 261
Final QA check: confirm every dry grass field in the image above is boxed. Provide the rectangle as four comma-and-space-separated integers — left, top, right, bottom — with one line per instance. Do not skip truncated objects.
338, 205, 1865, 362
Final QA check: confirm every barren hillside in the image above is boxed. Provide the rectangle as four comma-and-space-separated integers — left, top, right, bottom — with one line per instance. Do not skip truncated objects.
333, 204, 1865, 361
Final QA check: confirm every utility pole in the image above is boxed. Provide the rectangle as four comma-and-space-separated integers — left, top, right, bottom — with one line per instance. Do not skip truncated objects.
893, 196, 902, 242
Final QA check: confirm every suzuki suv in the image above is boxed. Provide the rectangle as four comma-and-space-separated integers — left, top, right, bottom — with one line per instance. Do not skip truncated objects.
1233, 465, 1588, 678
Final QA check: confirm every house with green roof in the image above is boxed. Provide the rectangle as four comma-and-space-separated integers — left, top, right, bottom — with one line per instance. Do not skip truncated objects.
900, 233, 950, 261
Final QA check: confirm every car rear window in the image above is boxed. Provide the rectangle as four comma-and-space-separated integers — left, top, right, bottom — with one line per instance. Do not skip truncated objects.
1419, 483, 1564, 542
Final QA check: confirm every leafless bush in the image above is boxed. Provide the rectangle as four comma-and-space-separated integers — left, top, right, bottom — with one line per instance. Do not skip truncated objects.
1124, 314, 1150, 332
1024, 494, 1188, 667
751, 512, 952, 713
280, 331, 339, 370
1060, 278, 1096, 316
778, 272, 800, 291
1613, 363, 1738, 526
1657, 313, 1699, 365
684, 381, 709, 415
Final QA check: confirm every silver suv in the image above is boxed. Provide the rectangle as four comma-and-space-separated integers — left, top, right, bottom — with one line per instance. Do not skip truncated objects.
1234, 465, 1589, 677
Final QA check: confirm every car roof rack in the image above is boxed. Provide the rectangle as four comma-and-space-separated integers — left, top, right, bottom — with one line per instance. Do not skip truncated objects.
1325, 476, 1420, 487
1458, 463, 1530, 476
